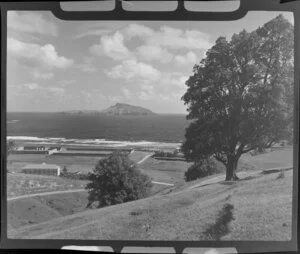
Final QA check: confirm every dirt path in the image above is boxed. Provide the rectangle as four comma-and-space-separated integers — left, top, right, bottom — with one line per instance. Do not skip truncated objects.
137, 154, 153, 164
151, 181, 174, 186
7, 189, 86, 201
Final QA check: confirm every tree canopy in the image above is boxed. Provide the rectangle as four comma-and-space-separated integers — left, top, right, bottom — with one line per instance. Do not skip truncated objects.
85, 152, 153, 208
182, 15, 294, 180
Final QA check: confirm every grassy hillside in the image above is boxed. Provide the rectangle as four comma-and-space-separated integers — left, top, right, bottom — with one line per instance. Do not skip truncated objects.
8, 168, 293, 241
8, 192, 89, 229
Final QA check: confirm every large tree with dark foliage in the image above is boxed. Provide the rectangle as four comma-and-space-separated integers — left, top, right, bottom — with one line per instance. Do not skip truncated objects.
182, 15, 294, 181
86, 152, 153, 208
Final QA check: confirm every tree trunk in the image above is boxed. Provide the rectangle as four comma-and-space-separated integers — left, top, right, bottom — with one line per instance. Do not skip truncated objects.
225, 156, 239, 181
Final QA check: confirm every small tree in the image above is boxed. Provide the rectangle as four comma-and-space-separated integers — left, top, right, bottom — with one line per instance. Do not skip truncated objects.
7, 141, 15, 155
85, 152, 153, 208
182, 15, 293, 181
62, 166, 68, 175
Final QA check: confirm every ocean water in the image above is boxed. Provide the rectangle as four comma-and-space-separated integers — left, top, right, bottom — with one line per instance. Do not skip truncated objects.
7, 112, 190, 147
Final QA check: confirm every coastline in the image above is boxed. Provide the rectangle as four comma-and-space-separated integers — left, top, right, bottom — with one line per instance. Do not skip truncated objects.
7, 136, 182, 151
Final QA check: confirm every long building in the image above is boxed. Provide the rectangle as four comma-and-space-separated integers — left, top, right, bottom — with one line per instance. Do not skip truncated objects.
21, 163, 61, 176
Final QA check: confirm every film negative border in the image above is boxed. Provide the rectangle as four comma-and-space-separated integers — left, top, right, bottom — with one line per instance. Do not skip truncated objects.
0, 0, 299, 253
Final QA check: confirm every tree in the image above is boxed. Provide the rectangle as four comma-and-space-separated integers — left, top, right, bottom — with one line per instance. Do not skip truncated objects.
7, 141, 15, 156
85, 152, 153, 208
182, 15, 294, 181
62, 166, 68, 175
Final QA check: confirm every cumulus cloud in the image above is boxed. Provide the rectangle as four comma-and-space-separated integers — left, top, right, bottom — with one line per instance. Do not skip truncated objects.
90, 31, 132, 61
75, 29, 111, 39
76, 57, 97, 72
8, 11, 57, 36
31, 69, 54, 80
123, 24, 211, 50
23, 82, 65, 95
175, 51, 197, 65
8, 37, 74, 69
123, 23, 154, 40
24, 83, 40, 90
151, 27, 211, 50
137, 45, 173, 63
105, 59, 161, 83
121, 87, 133, 100
90, 23, 211, 64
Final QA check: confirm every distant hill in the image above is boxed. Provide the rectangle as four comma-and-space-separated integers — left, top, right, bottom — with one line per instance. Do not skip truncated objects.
58, 103, 156, 116
102, 103, 156, 116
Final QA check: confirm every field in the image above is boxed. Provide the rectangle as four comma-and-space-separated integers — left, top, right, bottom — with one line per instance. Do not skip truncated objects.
8, 192, 89, 229
138, 157, 192, 186
8, 168, 293, 240
7, 149, 294, 241
7, 150, 153, 174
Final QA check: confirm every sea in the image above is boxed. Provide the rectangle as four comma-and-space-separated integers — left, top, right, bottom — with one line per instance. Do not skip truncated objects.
7, 112, 190, 149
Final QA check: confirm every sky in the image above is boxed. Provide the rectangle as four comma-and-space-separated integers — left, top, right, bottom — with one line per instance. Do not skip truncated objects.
7, 3, 294, 113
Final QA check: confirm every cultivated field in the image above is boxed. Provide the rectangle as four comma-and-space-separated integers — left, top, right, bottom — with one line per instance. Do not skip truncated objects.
7, 173, 87, 198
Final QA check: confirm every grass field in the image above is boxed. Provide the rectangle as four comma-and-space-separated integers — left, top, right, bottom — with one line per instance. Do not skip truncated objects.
138, 157, 192, 186
8, 168, 293, 240
7, 149, 294, 240
8, 192, 89, 229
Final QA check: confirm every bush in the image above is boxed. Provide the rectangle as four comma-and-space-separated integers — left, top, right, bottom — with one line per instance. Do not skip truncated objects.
184, 158, 222, 182
60, 172, 89, 180
85, 152, 153, 208
153, 150, 181, 158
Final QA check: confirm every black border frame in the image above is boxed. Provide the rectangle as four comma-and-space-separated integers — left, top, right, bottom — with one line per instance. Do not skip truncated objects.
0, 1, 299, 253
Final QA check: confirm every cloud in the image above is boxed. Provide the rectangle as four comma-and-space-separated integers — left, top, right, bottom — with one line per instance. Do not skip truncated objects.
77, 57, 97, 72
8, 37, 74, 69
7, 11, 57, 36
123, 23, 154, 40
31, 69, 54, 80
150, 26, 211, 50
137, 45, 173, 63
121, 87, 133, 100
75, 29, 111, 39
105, 59, 161, 83
123, 24, 211, 51
90, 23, 211, 64
23, 82, 65, 95
24, 83, 40, 90
175, 51, 197, 65
90, 31, 132, 61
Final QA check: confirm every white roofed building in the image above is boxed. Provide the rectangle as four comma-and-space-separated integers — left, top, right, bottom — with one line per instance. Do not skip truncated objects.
22, 163, 61, 176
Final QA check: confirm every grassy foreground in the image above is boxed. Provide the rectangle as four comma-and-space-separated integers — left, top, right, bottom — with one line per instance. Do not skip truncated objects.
8, 168, 293, 241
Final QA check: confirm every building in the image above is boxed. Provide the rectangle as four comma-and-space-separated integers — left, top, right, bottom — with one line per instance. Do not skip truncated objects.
21, 163, 61, 176
23, 146, 49, 151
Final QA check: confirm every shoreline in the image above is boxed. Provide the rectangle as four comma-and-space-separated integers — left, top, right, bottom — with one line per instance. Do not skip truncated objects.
7, 136, 182, 151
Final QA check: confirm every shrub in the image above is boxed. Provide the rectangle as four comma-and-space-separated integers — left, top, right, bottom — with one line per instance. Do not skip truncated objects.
60, 172, 89, 180
85, 152, 153, 208
62, 166, 68, 174
184, 157, 222, 182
